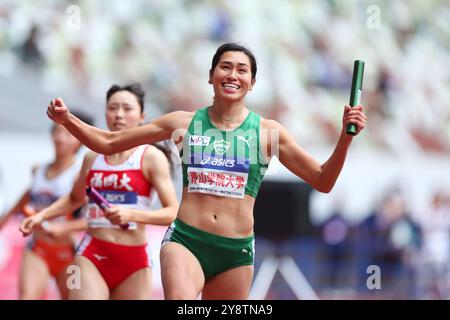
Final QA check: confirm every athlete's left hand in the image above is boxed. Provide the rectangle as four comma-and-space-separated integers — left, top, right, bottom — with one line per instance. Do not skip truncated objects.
342, 104, 367, 135
104, 206, 131, 226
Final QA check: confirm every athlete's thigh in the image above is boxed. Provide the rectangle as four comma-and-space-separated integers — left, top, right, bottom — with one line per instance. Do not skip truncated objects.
110, 267, 152, 300
202, 265, 254, 300
160, 242, 205, 300
19, 249, 50, 300
68, 256, 109, 300
55, 267, 71, 300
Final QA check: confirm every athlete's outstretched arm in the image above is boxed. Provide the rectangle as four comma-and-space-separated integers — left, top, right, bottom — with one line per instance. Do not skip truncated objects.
47, 98, 192, 155
263, 105, 366, 193
0, 189, 31, 229
42, 218, 88, 238
0, 165, 40, 229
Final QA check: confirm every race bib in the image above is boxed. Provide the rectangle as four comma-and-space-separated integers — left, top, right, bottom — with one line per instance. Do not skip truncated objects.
85, 190, 138, 230
187, 155, 249, 199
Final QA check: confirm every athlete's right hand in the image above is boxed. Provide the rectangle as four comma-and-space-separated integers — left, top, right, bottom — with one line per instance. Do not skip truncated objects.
19, 213, 44, 237
47, 98, 70, 125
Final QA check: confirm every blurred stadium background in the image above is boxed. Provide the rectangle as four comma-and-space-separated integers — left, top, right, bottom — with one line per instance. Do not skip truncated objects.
0, 0, 449, 299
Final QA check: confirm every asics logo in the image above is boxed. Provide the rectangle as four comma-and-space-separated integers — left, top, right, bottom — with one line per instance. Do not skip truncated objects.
200, 157, 210, 165
200, 156, 235, 168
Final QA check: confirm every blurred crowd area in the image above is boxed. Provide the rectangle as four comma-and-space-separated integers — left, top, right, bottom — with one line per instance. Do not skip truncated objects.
0, 0, 449, 153
255, 186, 450, 299
1, 0, 450, 300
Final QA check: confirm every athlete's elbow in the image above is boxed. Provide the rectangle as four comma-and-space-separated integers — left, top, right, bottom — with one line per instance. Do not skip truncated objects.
316, 185, 333, 194
166, 205, 179, 224
167, 214, 176, 226
313, 181, 335, 194
87, 137, 114, 155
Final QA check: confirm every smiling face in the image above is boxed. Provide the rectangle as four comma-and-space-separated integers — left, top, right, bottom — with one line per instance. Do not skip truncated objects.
105, 90, 145, 131
209, 51, 256, 103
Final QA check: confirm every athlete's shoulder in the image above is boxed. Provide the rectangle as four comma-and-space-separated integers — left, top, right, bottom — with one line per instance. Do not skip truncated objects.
83, 150, 99, 161
163, 110, 194, 123
173, 110, 196, 117
165, 110, 194, 118
142, 144, 169, 164
141, 144, 172, 182
80, 150, 99, 170
260, 117, 283, 130
157, 110, 194, 132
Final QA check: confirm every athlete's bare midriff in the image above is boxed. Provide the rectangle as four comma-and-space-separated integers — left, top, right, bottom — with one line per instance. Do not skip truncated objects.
87, 225, 148, 246
177, 188, 255, 238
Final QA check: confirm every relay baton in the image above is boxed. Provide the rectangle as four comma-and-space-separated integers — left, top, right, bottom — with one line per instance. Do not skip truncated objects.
86, 187, 129, 230
347, 60, 365, 135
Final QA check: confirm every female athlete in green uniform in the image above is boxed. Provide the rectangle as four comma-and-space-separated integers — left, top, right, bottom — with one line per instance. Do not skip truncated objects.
45, 43, 367, 299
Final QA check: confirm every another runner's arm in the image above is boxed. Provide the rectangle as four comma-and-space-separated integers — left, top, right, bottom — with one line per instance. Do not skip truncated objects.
47, 98, 193, 155
1, 165, 39, 228
41, 152, 95, 220
44, 219, 88, 237
19, 153, 95, 236
0, 189, 31, 229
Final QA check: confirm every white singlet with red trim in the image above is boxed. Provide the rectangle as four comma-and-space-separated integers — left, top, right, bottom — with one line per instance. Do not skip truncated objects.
30, 160, 81, 222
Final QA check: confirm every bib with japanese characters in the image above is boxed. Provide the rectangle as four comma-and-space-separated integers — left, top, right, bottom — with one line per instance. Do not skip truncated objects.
85, 145, 154, 229
181, 107, 268, 199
